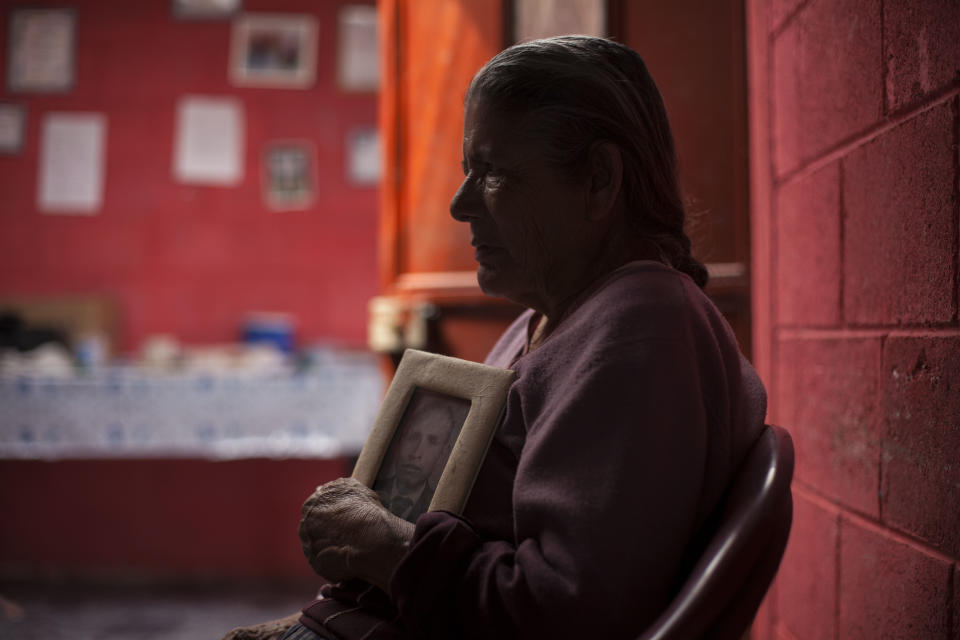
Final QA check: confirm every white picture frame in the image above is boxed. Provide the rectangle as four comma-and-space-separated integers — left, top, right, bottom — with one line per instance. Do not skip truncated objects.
352, 349, 515, 522
229, 13, 318, 89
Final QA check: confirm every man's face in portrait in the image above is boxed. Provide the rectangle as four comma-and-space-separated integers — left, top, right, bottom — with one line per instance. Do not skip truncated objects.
395, 402, 452, 491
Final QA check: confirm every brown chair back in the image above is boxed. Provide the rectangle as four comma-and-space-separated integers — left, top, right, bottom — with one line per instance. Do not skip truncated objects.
638, 424, 794, 640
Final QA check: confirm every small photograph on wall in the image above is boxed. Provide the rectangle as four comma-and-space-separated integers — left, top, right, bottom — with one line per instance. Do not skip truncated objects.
0, 103, 27, 154
337, 4, 379, 92
346, 127, 380, 186
7, 8, 76, 93
173, 0, 242, 20
230, 13, 318, 89
262, 141, 315, 211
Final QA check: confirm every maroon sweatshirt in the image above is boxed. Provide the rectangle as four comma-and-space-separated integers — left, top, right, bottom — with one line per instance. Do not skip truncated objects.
301, 261, 767, 639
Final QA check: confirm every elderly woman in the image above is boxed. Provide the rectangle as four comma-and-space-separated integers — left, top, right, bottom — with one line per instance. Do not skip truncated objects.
229, 35, 765, 640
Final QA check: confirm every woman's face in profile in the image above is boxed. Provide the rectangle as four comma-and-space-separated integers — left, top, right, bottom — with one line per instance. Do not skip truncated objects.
450, 98, 590, 312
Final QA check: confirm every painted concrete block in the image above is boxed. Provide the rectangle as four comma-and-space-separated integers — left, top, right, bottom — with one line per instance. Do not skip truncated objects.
838, 516, 951, 639
771, 0, 805, 32
752, 586, 777, 640
775, 627, 800, 640
776, 337, 881, 515
775, 162, 841, 326
843, 101, 956, 325
884, 0, 960, 111
778, 492, 838, 640
772, 0, 882, 175
882, 334, 960, 558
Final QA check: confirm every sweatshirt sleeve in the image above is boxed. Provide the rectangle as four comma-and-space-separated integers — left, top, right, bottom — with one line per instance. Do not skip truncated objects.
390, 326, 729, 639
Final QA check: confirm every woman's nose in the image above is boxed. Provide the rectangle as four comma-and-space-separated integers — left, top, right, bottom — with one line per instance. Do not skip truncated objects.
450, 178, 479, 222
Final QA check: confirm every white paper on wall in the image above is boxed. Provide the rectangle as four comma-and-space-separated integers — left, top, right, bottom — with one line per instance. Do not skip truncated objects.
173, 96, 244, 185
337, 5, 379, 91
347, 127, 381, 185
38, 112, 107, 214
513, 0, 606, 42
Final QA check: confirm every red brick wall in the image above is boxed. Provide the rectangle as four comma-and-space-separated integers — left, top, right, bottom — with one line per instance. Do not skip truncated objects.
747, 0, 959, 638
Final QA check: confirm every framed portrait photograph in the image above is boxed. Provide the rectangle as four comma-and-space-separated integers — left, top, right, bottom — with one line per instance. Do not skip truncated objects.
262, 140, 315, 210
7, 8, 76, 93
229, 13, 318, 88
353, 349, 516, 522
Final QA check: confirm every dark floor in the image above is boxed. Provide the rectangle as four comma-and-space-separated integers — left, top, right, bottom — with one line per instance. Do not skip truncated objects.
0, 580, 315, 640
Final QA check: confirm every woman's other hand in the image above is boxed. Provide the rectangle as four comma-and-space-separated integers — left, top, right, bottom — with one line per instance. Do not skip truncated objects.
299, 477, 415, 591
221, 612, 300, 640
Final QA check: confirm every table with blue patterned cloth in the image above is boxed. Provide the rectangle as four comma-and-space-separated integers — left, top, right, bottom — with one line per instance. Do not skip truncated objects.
0, 350, 383, 460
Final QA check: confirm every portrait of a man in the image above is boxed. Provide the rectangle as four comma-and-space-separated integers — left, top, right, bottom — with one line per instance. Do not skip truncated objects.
372, 388, 471, 522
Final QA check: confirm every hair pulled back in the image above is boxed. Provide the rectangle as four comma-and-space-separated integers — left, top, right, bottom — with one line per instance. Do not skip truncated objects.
467, 35, 708, 289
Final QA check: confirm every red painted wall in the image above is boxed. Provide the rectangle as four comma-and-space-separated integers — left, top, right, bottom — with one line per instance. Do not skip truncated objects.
747, 0, 959, 638
0, 0, 379, 351
0, 0, 377, 582
0, 458, 351, 581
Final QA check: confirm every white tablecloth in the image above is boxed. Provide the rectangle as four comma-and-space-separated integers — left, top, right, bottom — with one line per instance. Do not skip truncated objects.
0, 350, 383, 459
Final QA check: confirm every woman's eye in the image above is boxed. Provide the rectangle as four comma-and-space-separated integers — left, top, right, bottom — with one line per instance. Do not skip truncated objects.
461, 163, 503, 188
483, 171, 504, 187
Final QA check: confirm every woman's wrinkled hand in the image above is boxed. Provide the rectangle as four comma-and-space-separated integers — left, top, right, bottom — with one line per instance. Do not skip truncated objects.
299, 477, 415, 591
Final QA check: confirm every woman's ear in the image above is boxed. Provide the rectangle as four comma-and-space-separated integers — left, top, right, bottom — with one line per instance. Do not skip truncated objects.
585, 141, 623, 221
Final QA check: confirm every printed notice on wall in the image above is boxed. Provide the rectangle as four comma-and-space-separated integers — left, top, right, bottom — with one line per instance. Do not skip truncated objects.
347, 127, 380, 185
38, 112, 107, 214
337, 5, 378, 91
173, 96, 244, 185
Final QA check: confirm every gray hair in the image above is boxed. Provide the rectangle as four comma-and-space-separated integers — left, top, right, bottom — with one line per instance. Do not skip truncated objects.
466, 35, 708, 288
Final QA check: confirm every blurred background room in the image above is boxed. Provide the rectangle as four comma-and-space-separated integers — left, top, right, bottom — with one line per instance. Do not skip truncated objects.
2, 0, 958, 639
0, 0, 384, 636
